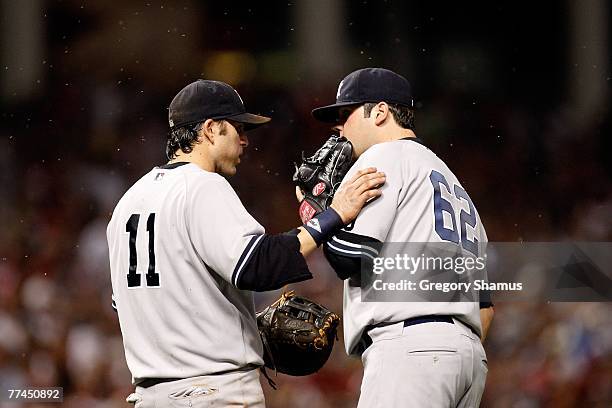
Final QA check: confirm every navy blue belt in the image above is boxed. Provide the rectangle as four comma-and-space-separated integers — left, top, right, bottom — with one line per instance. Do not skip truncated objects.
138, 377, 182, 388
355, 315, 474, 355
138, 364, 260, 388
405, 315, 479, 338
403, 315, 454, 327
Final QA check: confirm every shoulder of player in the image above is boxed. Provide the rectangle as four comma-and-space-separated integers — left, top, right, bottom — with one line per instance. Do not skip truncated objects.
134, 164, 235, 200
353, 139, 419, 170
182, 167, 233, 193
360, 138, 426, 159
134, 164, 232, 195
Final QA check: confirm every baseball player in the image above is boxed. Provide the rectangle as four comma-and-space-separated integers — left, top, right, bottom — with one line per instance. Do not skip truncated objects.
311, 68, 494, 407
106, 79, 385, 407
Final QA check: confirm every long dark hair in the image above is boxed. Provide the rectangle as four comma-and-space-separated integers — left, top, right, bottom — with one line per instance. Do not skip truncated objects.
166, 122, 203, 160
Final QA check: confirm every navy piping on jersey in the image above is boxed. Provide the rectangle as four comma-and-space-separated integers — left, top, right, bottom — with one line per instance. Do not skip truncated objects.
231, 233, 312, 291
231, 234, 265, 286
326, 235, 379, 260
323, 231, 382, 281
157, 161, 190, 169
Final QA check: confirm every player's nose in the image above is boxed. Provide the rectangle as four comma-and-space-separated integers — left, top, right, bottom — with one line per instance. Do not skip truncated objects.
332, 125, 343, 137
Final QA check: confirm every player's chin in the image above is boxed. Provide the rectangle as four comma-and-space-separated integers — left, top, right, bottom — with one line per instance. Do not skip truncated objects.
222, 164, 238, 177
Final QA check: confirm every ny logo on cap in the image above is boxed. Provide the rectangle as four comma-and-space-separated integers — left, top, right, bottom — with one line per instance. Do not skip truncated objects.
233, 88, 245, 107
336, 79, 345, 100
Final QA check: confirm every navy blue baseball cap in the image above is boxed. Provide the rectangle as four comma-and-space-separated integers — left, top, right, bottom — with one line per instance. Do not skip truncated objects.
168, 80, 271, 131
312, 68, 413, 123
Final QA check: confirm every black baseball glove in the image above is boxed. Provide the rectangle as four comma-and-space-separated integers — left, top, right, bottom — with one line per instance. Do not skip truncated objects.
293, 134, 353, 223
256, 291, 340, 376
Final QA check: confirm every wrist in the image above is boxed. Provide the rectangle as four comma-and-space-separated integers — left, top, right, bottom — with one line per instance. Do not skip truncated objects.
302, 208, 344, 246
329, 204, 347, 224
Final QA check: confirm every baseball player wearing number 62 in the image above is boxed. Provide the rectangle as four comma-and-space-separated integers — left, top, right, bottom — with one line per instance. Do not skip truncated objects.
106, 79, 385, 407
311, 68, 494, 407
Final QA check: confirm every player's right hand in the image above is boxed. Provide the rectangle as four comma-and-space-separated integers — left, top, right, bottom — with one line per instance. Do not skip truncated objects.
330, 167, 385, 224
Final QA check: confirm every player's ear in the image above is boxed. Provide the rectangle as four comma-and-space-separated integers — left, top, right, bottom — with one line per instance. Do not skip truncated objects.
200, 119, 216, 144
373, 102, 389, 126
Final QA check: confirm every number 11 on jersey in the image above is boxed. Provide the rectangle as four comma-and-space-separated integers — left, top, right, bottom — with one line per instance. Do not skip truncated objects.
125, 213, 160, 288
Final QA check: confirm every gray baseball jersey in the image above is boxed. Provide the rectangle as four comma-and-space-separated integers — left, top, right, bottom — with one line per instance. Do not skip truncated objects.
324, 139, 488, 355
107, 162, 265, 383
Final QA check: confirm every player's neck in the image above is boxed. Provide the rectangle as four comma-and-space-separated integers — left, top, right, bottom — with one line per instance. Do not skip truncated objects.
169, 150, 215, 173
379, 128, 417, 142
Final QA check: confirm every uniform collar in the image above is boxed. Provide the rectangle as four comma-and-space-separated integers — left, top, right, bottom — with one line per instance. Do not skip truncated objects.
399, 137, 425, 146
158, 161, 190, 169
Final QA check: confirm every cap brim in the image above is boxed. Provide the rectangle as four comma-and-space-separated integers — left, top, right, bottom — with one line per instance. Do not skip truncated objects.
226, 112, 271, 131
312, 101, 362, 123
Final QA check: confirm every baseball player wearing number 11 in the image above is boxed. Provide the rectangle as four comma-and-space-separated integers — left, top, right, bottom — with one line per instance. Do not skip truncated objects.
106, 79, 385, 407
312, 68, 494, 407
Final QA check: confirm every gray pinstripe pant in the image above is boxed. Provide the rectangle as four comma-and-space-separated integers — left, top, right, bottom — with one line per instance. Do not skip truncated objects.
127, 368, 265, 408
357, 318, 488, 408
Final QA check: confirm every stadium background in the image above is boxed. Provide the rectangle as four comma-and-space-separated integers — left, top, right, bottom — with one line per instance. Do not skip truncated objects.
0, 1, 610, 406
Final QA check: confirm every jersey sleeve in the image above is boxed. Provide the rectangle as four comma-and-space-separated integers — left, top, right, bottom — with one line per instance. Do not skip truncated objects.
186, 175, 266, 285
340, 143, 404, 241
324, 230, 382, 281
323, 144, 403, 281
234, 231, 312, 291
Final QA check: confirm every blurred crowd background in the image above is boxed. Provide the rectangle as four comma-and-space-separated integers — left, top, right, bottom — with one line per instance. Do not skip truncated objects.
0, 1, 611, 407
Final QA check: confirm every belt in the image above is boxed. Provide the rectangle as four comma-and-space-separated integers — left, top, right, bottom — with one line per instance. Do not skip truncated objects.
403, 315, 454, 327
138, 377, 182, 388
136, 364, 261, 389
355, 315, 475, 355
405, 315, 480, 339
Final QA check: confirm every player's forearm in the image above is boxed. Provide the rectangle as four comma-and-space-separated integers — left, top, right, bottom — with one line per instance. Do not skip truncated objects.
297, 227, 318, 257
480, 306, 494, 342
